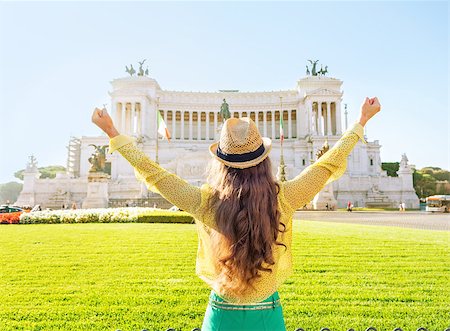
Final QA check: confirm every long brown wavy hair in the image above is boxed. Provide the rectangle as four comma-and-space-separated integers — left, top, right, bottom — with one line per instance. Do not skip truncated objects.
205, 156, 287, 298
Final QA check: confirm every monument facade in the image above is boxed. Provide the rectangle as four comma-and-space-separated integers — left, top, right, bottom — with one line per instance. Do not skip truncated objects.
15, 62, 420, 209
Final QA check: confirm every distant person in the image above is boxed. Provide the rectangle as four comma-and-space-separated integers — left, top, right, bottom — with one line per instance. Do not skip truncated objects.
347, 201, 352, 212
31, 204, 42, 212
71, 202, 77, 210
399, 202, 403, 212
92, 96, 381, 330
401, 202, 406, 211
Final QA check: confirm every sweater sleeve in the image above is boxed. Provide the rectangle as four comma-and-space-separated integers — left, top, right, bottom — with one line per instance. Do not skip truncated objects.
282, 122, 368, 211
108, 135, 203, 216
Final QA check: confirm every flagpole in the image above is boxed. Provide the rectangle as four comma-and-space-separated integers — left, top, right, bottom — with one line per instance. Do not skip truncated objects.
156, 97, 160, 164
280, 96, 283, 150
277, 96, 286, 182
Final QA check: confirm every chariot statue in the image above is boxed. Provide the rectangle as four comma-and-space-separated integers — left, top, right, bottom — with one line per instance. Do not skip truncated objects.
125, 64, 136, 76
126, 60, 150, 77
137, 59, 146, 76
307, 60, 319, 76
306, 60, 328, 77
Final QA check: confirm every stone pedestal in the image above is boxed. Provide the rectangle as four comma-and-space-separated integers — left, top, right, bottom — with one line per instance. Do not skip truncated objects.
313, 182, 337, 210
82, 172, 110, 209
366, 185, 392, 208
14, 156, 41, 208
215, 122, 224, 140
276, 163, 287, 182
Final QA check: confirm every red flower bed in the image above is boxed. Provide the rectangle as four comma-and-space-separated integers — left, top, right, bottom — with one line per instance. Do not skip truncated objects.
0, 212, 22, 224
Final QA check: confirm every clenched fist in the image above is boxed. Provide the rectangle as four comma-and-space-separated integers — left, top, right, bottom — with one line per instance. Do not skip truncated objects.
359, 97, 381, 127
91, 107, 119, 138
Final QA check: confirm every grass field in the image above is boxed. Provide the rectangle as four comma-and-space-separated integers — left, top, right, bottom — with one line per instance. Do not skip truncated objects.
0, 221, 448, 331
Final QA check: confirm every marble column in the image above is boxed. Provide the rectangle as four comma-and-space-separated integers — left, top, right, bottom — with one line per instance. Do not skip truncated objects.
172, 111, 176, 140
181, 111, 185, 140
112, 102, 117, 126
197, 111, 201, 140
137, 105, 142, 135
326, 101, 332, 135
317, 102, 323, 135
314, 102, 317, 135
131, 103, 136, 134
189, 111, 193, 140
288, 109, 292, 139
206, 111, 210, 140
271, 110, 276, 139
335, 102, 342, 134
254, 111, 259, 129
263, 111, 267, 137
126, 103, 132, 134
162, 109, 167, 138
214, 111, 218, 135
140, 102, 146, 136
121, 102, 126, 133
307, 100, 312, 135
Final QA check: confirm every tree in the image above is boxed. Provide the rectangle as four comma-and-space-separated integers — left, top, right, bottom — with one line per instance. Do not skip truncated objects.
381, 162, 399, 177
0, 182, 23, 204
382, 163, 448, 198
14, 165, 66, 181
413, 168, 444, 198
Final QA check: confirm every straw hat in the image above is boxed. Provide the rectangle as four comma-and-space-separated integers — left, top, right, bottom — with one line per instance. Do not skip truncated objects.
209, 117, 272, 169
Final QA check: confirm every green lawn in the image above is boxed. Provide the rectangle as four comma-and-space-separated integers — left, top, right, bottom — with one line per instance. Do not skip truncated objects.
0, 221, 448, 331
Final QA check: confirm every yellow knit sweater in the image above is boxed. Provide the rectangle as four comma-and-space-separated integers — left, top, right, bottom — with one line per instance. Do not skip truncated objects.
108, 122, 367, 304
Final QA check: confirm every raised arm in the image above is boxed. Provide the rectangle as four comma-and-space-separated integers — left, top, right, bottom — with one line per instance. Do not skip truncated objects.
282, 97, 381, 211
91, 107, 203, 217
282, 122, 366, 211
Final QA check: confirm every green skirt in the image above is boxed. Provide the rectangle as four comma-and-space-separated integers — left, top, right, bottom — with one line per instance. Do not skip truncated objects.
201, 290, 287, 331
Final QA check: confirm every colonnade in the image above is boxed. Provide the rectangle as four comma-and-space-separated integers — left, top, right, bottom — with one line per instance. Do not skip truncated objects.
113, 100, 343, 140
114, 102, 144, 135
308, 101, 342, 136
161, 109, 297, 141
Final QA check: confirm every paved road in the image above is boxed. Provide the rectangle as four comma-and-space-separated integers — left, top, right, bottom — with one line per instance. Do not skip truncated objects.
293, 210, 450, 231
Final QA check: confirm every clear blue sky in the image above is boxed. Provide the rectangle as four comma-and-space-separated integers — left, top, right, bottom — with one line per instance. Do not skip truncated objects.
0, 1, 448, 183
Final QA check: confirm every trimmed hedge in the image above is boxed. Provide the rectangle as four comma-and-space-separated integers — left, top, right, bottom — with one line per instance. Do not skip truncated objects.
19, 207, 194, 224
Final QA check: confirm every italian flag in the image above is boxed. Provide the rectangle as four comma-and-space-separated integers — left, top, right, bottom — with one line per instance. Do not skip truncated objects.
279, 112, 284, 144
157, 111, 171, 141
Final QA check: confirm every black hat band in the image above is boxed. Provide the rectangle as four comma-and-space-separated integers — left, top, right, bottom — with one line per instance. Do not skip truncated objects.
216, 143, 265, 163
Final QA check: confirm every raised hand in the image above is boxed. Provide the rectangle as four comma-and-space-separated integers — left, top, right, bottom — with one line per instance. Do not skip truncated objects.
359, 97, 381, 126
91, 107, 120, 138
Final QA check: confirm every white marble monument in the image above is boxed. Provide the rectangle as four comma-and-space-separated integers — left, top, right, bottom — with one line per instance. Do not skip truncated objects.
15, 65, 420, 210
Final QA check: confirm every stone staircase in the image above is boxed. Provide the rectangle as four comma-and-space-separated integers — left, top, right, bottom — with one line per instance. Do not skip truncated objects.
366, 189, 392, 208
